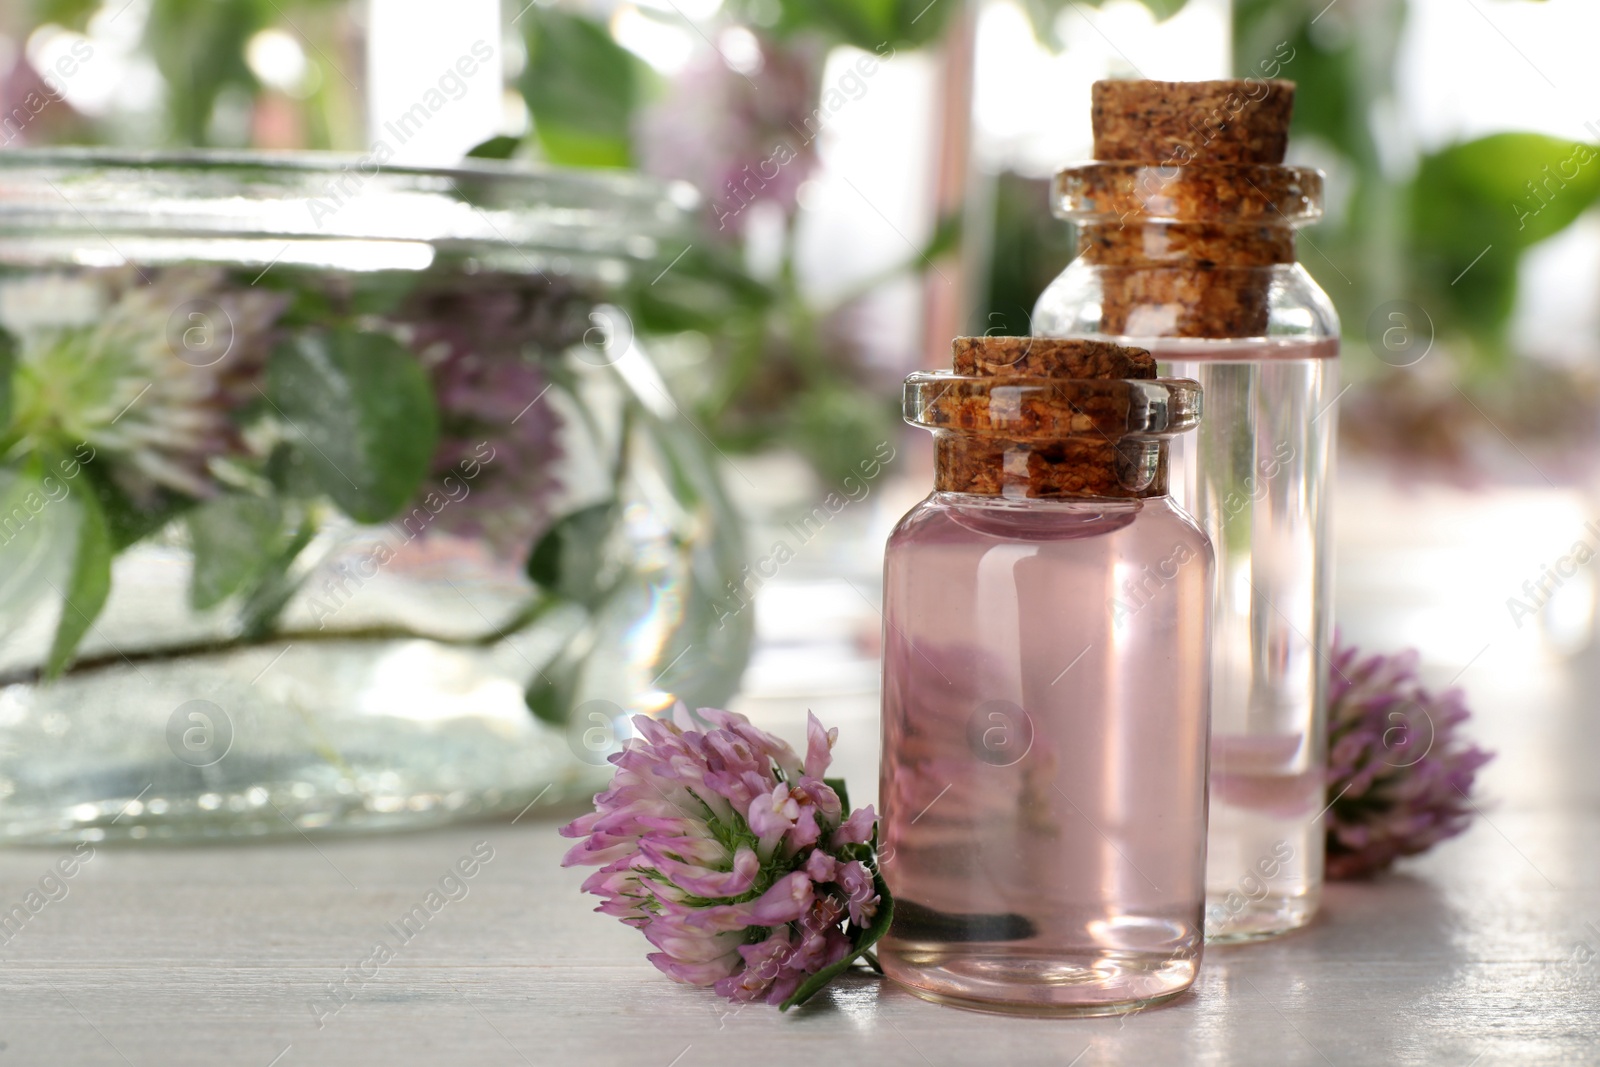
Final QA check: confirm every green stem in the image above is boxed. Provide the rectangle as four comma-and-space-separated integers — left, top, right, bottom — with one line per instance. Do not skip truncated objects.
613, 400, 634, 486
0, 596, 562, 688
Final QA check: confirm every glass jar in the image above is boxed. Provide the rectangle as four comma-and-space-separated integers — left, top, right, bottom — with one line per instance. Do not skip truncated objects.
877, 336, 1212, 1015
0, 150, 751, 844
1035, 150, 1340, 940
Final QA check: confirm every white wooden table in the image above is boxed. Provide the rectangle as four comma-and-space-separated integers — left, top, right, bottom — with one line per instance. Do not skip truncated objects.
1, 644, 1597, 1067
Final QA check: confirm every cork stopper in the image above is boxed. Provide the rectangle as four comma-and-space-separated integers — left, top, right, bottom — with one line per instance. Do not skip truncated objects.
951, 336, 1156, 379
1063, 79, 1304, 339
908, 337, 1199, 499
1091, 79, 1294, 164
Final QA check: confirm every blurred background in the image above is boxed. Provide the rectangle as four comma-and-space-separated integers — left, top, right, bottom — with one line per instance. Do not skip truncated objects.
3, 0, 1597, 805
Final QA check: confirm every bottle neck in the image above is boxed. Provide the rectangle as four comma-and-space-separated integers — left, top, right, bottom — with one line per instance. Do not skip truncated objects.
1054, 162, 1320, 338
932, 433, 1171, 500
928, 491, 1150, 541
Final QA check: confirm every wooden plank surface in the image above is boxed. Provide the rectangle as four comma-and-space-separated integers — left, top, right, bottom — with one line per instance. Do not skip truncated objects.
0, 650, 1596, 1067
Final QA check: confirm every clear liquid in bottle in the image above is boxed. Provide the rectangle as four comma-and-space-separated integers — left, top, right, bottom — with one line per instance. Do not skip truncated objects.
1154, 336, 1337, 941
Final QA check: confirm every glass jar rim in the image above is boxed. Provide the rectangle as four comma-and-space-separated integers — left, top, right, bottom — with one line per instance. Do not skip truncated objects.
0, 148, 699, 283
1052, 162, 1323, 226
904, 371, 1201, 440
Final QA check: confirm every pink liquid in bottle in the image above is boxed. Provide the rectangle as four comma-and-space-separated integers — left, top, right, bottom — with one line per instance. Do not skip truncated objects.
877, 339, 1213, 1015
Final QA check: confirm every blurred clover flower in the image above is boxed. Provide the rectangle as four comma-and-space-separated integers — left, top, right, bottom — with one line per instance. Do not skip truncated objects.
639, 32, 821, 234
560, 704, 887, 1008
0, 269, 283, 499
397, 277, 588, 559
1326, 636, 1495, 880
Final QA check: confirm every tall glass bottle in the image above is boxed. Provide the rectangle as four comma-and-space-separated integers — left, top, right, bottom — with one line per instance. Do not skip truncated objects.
1034, 79, 1338, 941
878, 336, 1212, 1014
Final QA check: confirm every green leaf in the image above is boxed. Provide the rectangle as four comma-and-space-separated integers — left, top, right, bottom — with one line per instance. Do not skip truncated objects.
981, 171, 1081, 339
625, 244, 777, 337
466, 134, 522, 160
29, 0, 102, 30
780, 865, 894, 1011
753, 0, 960, 50
144, 0, 269, 146
1413, 133, 1600, 253
790, 386, 898, 487
267, 329, 439, 524
525, 501, 621, 608
526, 623, 596, 727
921, 210, 963, 264
1409, 133, 1600, 345
44, 488, 112, 678
265, 441, 325, 501
1010, 0, 1191, 45
519, 11, 641, 168
0, 465, 78, 622
187, 495, 283, 610
824, 776, 851, 814
1139, 0, 1190, 18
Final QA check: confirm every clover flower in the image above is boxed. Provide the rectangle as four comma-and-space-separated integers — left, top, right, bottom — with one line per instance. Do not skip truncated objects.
1326, 636, 1495, 879
0, 268, 283, 499
396, 276, 586, 559
639, 33, 821, 234
560, 705, 886, 1007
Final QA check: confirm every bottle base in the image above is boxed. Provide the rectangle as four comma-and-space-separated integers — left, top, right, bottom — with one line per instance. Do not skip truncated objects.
1204, 891, 1320, 943
881, 944, 1198, 1017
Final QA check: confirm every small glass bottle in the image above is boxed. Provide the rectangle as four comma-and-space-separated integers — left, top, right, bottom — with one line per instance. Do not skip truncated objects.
878, 336, 1213, 1015
1033, 79, 1339, 941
